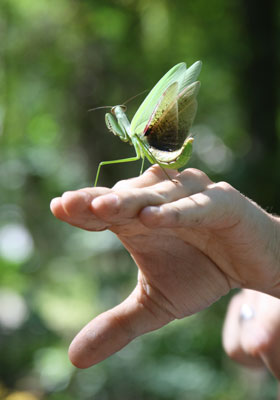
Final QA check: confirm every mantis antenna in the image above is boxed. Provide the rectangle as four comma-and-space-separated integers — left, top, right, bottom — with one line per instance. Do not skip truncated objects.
88, 89, 149, 113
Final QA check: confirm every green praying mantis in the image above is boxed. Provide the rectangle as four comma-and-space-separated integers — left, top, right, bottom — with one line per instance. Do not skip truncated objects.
94, 61, 202, 187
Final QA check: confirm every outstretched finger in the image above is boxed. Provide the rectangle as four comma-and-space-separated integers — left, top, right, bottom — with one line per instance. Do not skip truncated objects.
222, 292, 263, 367
68, 283, 173, 368
238, 292, 280, 380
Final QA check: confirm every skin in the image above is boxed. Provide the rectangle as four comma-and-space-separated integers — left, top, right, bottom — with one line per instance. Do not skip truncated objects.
50, 165, 280, 377
223, 289, 280, 380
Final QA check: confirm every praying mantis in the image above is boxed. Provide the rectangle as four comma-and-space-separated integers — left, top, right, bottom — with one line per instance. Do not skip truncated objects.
94, 61, 202, 187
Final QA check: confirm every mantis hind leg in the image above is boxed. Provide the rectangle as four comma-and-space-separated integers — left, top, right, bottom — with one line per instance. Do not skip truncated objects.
139, 157, 145, 175
134, 134, 173, 182
94, 155, 141, 187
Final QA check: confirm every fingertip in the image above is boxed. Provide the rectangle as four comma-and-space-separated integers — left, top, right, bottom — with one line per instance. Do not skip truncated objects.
68, 338, 92, 369
50, 197, 61, 213
68, 343, 82, 369
50, 197, 69, 220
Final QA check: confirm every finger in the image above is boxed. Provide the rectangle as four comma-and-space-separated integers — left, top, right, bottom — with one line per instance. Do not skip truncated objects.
112, 164, 178, 190
255, 344, 280, 380
239, 293, 280, 379
68, 284, 173, 368
239, 320, 280, 377
50, 197, 70, 220
140, 182, 240, 229
91, 168, 212, 222
50, 187, 112, 231
222, 293, 263, 367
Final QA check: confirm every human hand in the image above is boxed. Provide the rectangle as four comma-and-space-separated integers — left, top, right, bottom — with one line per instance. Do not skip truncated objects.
223, 289, 280, 380
50, 166, 280, 368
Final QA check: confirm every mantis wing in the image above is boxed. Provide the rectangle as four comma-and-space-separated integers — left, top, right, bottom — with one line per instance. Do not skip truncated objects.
131, 61, 202, 136
178, 61, 202, 93
140, 80, 200, 169
143, 81, 180, 151
143, 80, 200, 151
177, 80, 201, 143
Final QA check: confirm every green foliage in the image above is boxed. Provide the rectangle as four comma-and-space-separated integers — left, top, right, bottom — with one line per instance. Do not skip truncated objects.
0, 0, 279, 399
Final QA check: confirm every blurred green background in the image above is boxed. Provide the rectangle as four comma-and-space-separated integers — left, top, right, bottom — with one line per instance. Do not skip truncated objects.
0, 0, 279, 399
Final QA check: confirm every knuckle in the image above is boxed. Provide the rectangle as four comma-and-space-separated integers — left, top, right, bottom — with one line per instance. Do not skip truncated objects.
182, 168, 206, 179
148, 164, 161, 173
180, 168, 212, 186
215, 181, 234, 193
211, 181, 239, 209
147, 164, 163, 178
113, 179, 129, 190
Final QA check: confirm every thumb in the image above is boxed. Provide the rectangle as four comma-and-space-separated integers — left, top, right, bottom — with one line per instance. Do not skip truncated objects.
69, 285, 173, 368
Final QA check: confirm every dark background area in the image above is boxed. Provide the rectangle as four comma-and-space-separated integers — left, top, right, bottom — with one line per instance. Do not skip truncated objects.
0, 0, 279, 399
